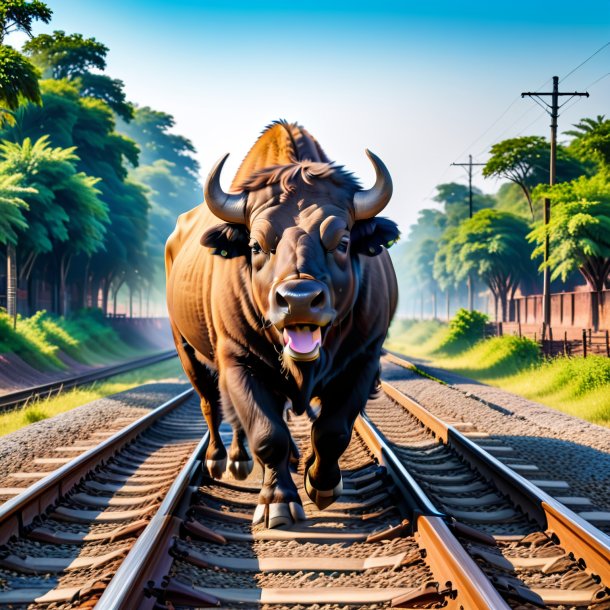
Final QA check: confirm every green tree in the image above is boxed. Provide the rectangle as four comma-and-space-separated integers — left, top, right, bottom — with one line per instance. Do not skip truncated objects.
0, 171, 32, 245
0, 136, 107, 314
484, 136, 587, 218
529, 170, 610, 330
1, 78, 149, 313
117, 106, 201, 311
565, 115, 610, 169
412, 238, 438, 318
0, 0, 52, 321
23, 30, 133, 119
433, 182, 495, 226
0, 1, 52, 122
0, 1, 51, 41
438, 209, 534, 321
390, 208, 444, 316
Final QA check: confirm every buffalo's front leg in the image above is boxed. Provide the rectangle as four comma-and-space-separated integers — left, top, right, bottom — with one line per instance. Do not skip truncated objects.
222, 362, 305, 528
305, 349, 382, 509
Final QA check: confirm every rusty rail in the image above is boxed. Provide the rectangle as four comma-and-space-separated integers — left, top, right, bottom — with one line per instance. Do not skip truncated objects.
0, 388, 194, 545
381, 352, 610, 585
0, 349, 178, 411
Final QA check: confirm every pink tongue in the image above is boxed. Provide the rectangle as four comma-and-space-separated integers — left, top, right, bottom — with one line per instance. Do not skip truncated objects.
283, 327, 322, 354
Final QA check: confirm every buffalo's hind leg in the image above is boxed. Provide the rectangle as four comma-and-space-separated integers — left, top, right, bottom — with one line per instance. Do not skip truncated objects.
227, 426, 253, 481
170, 324, 226, 478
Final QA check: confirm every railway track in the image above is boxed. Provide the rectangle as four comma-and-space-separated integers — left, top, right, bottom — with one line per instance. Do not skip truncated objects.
0, 349, 178, 411
0, 360, 608, 608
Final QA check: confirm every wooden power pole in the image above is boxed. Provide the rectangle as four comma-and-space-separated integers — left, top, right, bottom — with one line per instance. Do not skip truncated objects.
452, 155, 486, 310
521, 76, 589, 336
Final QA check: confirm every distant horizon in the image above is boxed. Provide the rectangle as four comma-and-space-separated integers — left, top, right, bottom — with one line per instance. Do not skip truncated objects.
7, 1, 610, 232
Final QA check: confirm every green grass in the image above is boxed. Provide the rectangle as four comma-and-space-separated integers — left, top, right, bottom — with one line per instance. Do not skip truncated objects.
0, 309, 144, 372
387, 318, 610, 426
0, 358, 186, 437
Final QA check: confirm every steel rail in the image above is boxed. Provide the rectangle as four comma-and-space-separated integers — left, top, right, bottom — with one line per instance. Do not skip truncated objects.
99, 410, 509, 610
354, 413, 512, 610
95, 431, 210, 610
0, 387, 194, 546
379, 361, 610, 585
0, 349, 178, 411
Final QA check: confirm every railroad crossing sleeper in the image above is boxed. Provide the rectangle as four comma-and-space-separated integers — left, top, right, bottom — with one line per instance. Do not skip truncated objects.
530, 479, 570, 489
578, 511, 610, 524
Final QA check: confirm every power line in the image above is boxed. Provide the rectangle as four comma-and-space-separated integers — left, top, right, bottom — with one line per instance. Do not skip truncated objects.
561, 41, 610, 82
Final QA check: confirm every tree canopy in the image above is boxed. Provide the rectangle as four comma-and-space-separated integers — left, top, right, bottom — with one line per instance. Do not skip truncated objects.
23, 30, 133, 119
0, 1, 51, 43
529, 170, 610, 291
483, 136, 587, 217
434, 209, 534, 321
566, 115, 610, 169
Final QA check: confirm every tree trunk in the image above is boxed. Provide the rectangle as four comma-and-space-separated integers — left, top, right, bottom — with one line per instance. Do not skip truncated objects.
82, 259, 90, 309
6, 243, 17, 328
500, 289, 508, 323
113, 278, 125, 316
591, 290, 600, 332
59, 254, 72, 317
467, 275, 473, 311
102, 277, 111, 315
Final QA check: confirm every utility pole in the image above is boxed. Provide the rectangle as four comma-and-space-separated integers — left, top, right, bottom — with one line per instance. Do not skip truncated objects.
452, 155, 486, 219
521, 76, 588, 337
452, 155, 486, 310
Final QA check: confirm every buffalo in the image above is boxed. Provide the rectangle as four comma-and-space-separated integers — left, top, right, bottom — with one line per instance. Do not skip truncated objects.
166, 121, 398, 528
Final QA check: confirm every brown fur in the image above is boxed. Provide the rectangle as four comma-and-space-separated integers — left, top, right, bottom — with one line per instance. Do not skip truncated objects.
166, 121, 399, 513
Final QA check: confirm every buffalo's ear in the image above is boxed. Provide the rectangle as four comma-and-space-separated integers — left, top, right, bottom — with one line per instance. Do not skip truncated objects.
200, 223, 250, 258
350, 217, 400, 256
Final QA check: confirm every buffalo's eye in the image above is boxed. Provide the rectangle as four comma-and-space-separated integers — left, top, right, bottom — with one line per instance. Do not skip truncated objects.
336, 235, 350, 253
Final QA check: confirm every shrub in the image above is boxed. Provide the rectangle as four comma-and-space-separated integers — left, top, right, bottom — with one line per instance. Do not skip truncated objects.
549, 355, 610, 397
23, 406, 48, 423
0, 311, 63, 371
437, 308, 488, 354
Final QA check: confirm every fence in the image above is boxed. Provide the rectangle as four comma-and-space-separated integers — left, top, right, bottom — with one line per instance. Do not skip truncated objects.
509, 290, 610, 329
491, 322, 610, 358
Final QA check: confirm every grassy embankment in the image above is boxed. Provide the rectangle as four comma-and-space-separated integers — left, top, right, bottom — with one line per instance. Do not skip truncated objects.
0, 358, 186, 437
386, 311, 610, 426
0, 309, 185, 436
0, 309, 145, 372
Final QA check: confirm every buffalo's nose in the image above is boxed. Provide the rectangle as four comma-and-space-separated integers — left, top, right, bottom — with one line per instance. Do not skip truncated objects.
273, 279, 329, 318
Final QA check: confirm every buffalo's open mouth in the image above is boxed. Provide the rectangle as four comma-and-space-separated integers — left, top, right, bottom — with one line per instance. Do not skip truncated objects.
282, 325, 322, 361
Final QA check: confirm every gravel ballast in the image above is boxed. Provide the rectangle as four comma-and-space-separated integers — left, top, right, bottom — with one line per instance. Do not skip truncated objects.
0, 381, 192, 495
382, 358, 610, 518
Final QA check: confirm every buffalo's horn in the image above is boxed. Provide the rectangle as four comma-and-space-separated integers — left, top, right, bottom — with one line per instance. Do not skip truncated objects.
204, 153, 246, 224
353, 149, 393, 220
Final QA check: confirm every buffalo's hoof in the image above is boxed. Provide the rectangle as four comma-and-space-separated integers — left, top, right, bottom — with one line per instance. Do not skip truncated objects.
227, 458, 253, 481
205, 457, 227, 480
252, 502, 306, 528
304, 471, 343, 510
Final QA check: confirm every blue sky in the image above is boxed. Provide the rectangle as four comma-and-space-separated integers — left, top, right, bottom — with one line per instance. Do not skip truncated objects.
11, 1, 610, 231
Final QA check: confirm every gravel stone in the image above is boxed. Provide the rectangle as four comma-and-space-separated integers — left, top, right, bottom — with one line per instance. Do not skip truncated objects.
0, 381, 190, 494
381, 357, 610, 530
